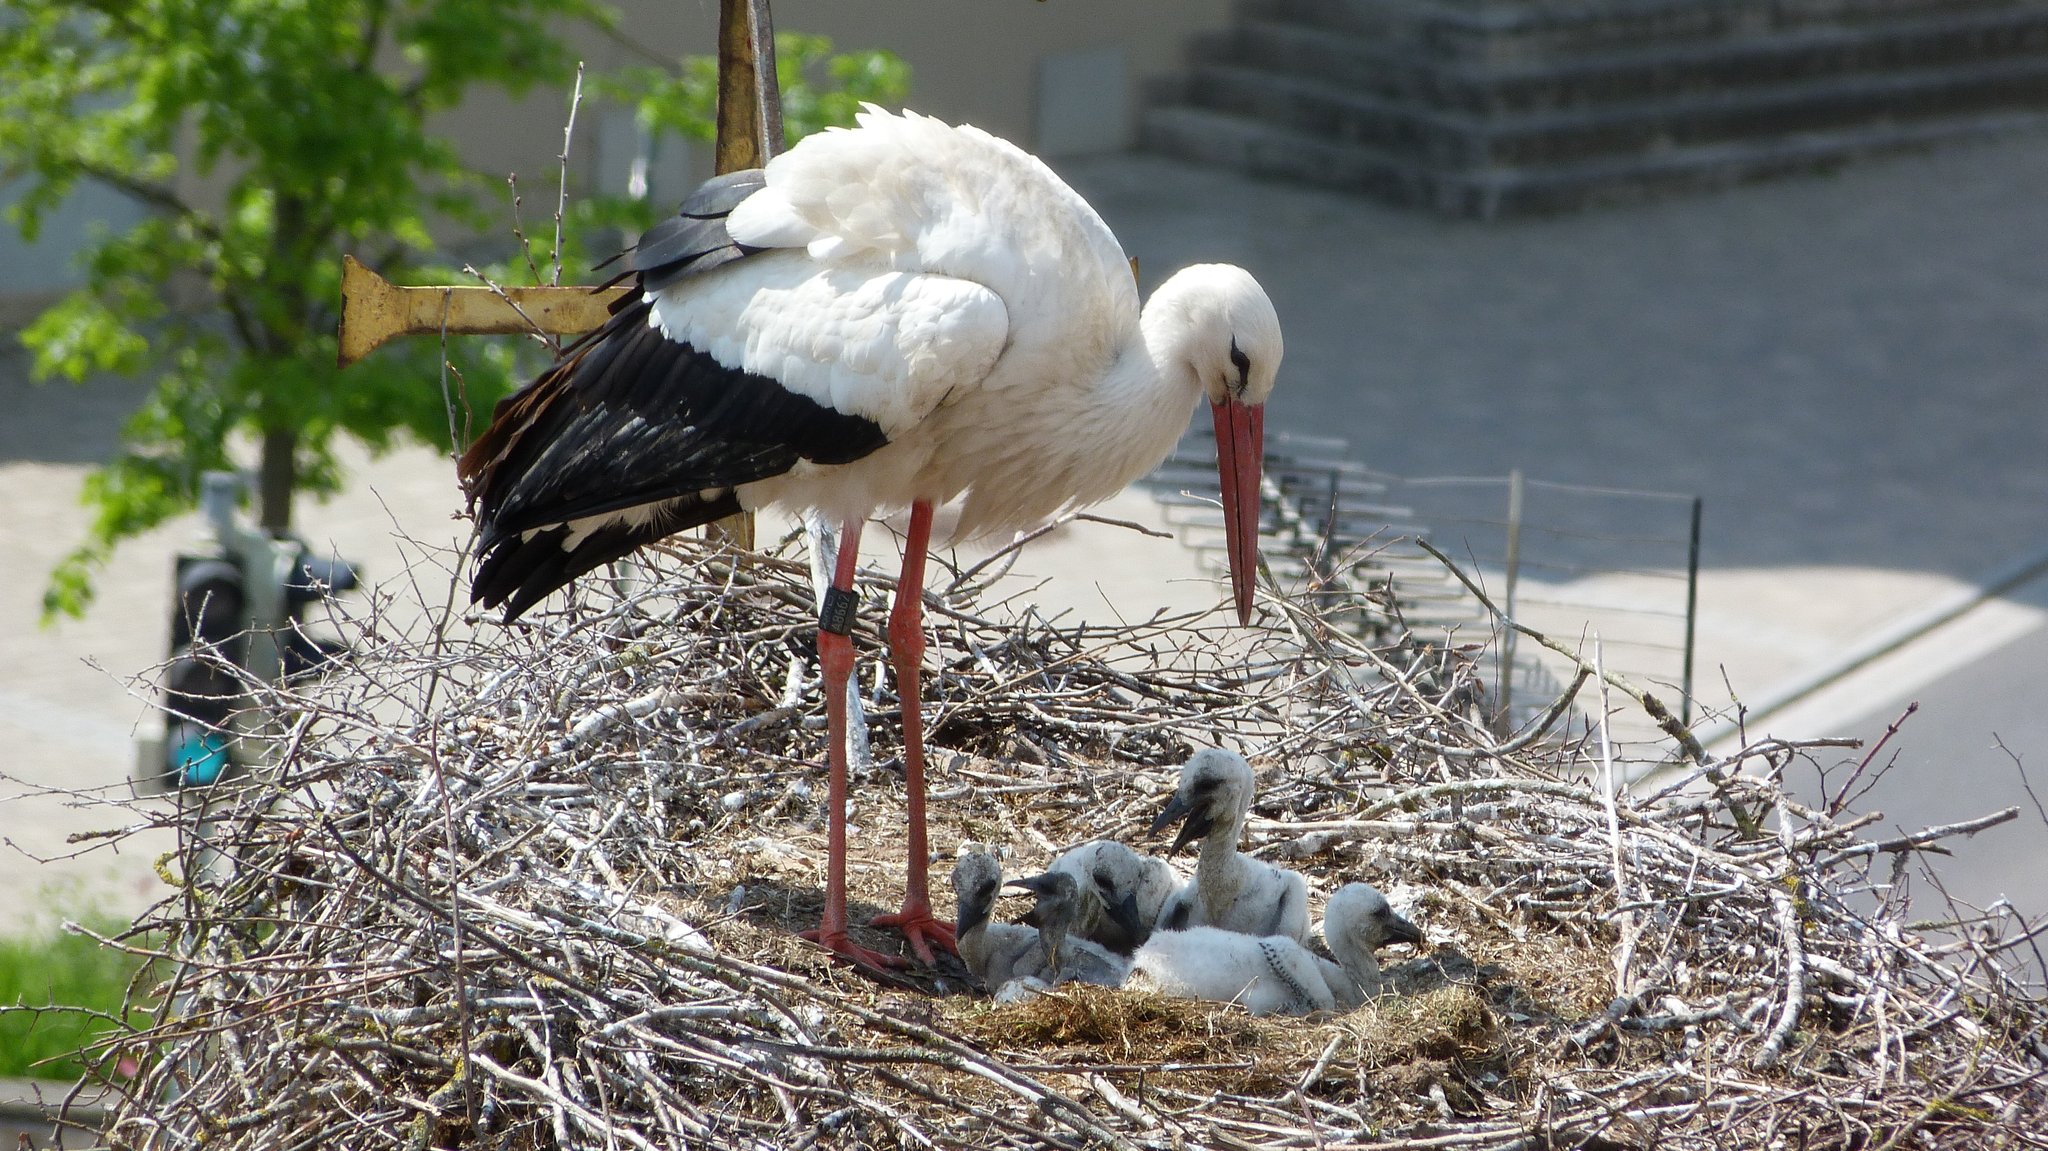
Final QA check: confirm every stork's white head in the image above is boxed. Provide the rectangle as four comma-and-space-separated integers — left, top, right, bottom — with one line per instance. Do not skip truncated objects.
1152, 263, 1283, 408
1148, 264, 1282, 625
1149, 747, 1257, 856
1325, 882, 1425, 956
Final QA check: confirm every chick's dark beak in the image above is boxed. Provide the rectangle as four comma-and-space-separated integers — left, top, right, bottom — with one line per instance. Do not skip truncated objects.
1007, 873, 1061, 898
1152, 793, 1215, 857
1147, 794, 1189, 838
956, 898, 990, 936
1107, 891, 1148, 951
1151, 792, 1217, 857
1385, 913, 1425, 948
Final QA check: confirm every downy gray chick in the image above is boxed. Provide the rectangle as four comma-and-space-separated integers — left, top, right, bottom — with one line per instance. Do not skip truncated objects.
952, 852, 1127, 997
1035, 839, 1182, 954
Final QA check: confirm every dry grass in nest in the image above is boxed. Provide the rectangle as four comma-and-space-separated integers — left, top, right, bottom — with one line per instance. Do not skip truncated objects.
1335, 986, 1497, 1071
954, 984, 1269, 1065
26, 529, 2048, 1151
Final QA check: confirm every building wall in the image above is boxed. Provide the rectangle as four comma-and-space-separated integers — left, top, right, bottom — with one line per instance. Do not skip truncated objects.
449, 1, 1231, 207
615, 1, 1232, 153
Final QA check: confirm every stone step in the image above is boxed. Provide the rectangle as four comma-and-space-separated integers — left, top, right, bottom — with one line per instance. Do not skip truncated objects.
1180, 52, 2048, 166
1141, 104, 1461, 211
1203, 7, 2048, 115
1139, 100, 2048, 216
1242, 0, 2048, 64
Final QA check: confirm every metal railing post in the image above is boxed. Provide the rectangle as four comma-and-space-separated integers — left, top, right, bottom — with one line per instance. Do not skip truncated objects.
1682, 495, 1702, 726
1496, 468, 1524, 736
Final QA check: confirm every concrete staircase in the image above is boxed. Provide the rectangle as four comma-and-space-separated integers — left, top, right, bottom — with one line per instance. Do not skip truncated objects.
1142, 0, 2048, 215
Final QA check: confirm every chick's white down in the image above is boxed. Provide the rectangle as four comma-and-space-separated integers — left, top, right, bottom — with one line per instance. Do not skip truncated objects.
1152, 748, 1310, 942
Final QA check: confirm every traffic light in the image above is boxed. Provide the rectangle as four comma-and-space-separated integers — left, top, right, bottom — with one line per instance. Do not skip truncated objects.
139, 473, 363, 794
280, 548, 359, 682
161, 556, 248, 788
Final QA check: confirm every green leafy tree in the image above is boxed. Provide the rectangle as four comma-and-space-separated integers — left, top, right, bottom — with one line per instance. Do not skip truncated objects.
3, 0, 619, 621
4, 0, 907, 624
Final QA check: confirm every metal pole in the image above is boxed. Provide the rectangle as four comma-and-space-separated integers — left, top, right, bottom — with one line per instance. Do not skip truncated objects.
706, 0, 782, 550
717, 0, 783, 171
1496, 469, 1523, 736
1681, 495, 1702, 726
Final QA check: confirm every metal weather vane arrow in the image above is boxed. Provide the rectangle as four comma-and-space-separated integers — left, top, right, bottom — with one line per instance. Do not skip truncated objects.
337, 0, 785, 543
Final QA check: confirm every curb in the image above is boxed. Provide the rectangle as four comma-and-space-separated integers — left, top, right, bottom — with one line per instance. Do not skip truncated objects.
0, 1077, 108, 1138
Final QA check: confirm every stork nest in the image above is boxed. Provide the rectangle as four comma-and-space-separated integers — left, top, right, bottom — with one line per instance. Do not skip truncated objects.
44, 528, 2048, 1149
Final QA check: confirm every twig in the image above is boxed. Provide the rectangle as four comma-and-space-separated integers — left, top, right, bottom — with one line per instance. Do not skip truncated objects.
42, 526, 2046, 1151
1751, 882, 1808, 1070
1817, 808, 2020, 868
554, 62, 584, 288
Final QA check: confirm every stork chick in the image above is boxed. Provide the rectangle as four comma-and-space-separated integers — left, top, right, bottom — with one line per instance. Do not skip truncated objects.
1314, 882, 1426, 1010
1151, 748, 1308, 941
1036, 840, 1182, 954
952, 853, 1127, 995
1125, 927, 1339, 1016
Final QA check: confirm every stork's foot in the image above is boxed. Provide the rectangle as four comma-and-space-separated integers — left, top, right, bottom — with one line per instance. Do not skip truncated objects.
869, 905, 958, 966
800, 926, 910, 972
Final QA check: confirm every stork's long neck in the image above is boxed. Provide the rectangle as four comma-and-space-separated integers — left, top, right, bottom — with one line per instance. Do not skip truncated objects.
1195, 805, 1249, 922
1327, 930, 1385, 999
1132, 277, 1212, 407
1089, 283, 1215, 473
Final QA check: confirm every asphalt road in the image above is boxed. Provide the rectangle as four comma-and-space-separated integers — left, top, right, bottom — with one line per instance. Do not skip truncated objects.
1779, 573, 2048, 930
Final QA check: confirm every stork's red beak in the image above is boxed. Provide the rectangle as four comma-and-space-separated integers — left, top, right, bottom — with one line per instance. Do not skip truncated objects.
1211, 398, 1264, 625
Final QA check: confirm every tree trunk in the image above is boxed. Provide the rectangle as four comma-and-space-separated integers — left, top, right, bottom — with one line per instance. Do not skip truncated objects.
259, 426, 296, 535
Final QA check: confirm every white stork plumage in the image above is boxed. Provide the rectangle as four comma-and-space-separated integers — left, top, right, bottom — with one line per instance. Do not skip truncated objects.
459, 106, 1283, 972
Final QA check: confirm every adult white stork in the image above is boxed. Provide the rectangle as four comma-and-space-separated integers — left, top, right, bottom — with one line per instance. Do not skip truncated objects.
458, 106, 1283, 972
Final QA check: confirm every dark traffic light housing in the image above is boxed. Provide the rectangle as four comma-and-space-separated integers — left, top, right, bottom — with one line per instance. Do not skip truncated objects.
138, 473, 362, 795
160, 556, 250, 787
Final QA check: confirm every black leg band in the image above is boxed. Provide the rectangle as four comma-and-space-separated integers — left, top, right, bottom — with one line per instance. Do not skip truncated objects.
819, 587, 859, 636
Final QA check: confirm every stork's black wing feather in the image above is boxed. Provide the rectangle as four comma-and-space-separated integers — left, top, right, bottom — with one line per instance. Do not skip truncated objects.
458, 169, 888, 619
631, 169, 767, 292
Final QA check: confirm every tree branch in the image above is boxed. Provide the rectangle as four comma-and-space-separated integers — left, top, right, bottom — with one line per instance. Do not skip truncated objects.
61, 158, 232, 260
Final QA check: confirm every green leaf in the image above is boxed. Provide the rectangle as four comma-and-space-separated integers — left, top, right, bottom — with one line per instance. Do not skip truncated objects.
19, 292, 151, 382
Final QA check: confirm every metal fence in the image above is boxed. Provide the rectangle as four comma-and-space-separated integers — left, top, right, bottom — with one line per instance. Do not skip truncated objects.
1146, 427, 1702, 759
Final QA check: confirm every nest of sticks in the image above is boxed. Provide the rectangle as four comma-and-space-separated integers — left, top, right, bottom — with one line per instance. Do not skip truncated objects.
61, 527, 2048, 1149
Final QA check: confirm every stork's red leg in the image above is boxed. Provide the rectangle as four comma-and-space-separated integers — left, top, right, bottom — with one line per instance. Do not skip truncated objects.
799, 518, 907, 972
867, 500, 957, 963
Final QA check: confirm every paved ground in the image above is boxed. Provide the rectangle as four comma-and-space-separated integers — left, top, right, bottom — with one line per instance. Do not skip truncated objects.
5, 128, 2048, 941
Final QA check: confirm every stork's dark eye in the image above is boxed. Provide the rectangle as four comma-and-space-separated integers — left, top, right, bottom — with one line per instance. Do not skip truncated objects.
1228, 340, 1251, 376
